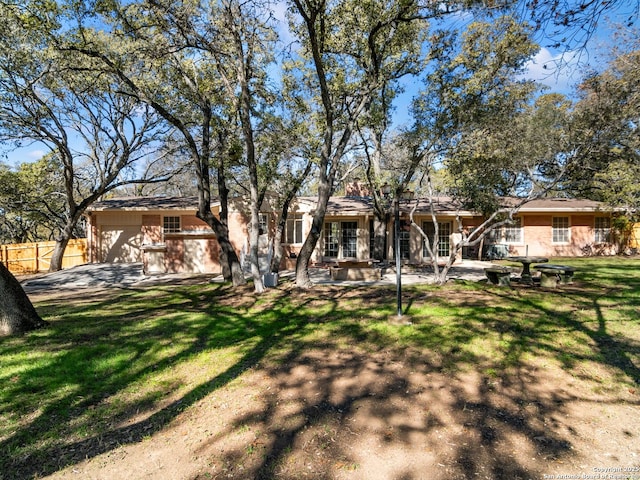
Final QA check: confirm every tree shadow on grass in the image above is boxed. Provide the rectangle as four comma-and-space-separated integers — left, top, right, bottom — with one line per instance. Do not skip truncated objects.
187, 326, 577, 479
2, 259, 639, 479
0, 282, 350, 478
487, 277, 640, 387
185, 265, 640, 479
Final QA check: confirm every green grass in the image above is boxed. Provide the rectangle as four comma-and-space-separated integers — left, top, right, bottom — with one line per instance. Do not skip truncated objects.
1, 257, 639, 478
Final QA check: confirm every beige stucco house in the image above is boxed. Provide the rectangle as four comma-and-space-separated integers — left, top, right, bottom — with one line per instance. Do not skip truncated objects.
85, 195, 619, 275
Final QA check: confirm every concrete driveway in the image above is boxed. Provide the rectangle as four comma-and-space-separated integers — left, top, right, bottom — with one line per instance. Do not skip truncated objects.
19, 263, 196, 293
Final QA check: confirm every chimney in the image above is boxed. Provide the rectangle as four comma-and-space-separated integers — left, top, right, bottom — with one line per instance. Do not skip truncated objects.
345, 180, 371, 197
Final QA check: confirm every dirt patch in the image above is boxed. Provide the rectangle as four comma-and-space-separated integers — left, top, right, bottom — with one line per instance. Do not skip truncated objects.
45, 348, 639, 480
30, 282, 640, 480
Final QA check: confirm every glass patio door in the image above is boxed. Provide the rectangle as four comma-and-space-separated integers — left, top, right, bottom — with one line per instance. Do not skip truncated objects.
422, 221, 451, 258
341, 222, 358, 258
324, 221, 358, 258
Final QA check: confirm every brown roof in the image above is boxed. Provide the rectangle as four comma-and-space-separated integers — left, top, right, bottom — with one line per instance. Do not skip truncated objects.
88, 196, 201, 211
325, 196, 375, 214
305, 195, 611, 215
400, 196, 475, 215
515, 197, 609, 212
87, 195, 610, 214
297, 195, 476, 215
410, 196, 609, 214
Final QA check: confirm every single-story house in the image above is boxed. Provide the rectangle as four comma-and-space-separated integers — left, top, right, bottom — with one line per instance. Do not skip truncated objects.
85, 194, 620, 275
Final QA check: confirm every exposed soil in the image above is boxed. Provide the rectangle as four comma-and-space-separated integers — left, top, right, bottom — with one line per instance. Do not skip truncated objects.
24, 280, 640, 480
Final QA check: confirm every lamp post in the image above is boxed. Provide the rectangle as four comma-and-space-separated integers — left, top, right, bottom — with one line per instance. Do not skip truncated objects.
381, 183, 411, 318
394, 197, 402, 317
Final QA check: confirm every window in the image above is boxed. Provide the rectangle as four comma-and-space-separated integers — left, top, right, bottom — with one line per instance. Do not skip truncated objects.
552, 217, 570, 243
369, 219, 376, 257
324, 222, 339, 257
503, 218, 522, 243
369, 219, 387, 259
259, 213, 268, 235
163, 216, 181, 233
422, 221, 451, 258
399, 221, 411, 260
285, 215, 303, 244
323, 221, 358, 258
594, 217, 611, 243
341, 221, 358, 258
488, 218, 522, 244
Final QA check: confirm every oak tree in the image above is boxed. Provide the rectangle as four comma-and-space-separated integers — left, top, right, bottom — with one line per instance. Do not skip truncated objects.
0, 262, 47, 336
0, 2, 169, 271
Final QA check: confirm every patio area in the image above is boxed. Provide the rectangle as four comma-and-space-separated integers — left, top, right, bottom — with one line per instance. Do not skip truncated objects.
20, 260, 500, 293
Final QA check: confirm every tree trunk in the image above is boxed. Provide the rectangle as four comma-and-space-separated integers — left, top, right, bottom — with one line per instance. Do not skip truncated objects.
270, 220, 285, 274
49, 207, 86, 272
217, 229, 245, 285
48, 236, 70, 272
214, 146, 244, 285
294, 228, 320, 289
0, 263, 48, 336
295, 183, 332, 288
198, 208, 245, 286
248, 204, 265, 294
372, 216, 388, 261
229, 0, 265, 295
194, 127, 246, 287
271, 188, 302, 274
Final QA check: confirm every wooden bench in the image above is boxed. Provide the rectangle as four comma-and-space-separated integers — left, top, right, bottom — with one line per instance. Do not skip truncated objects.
484, 267, 512, 286
533, 264, 576, 287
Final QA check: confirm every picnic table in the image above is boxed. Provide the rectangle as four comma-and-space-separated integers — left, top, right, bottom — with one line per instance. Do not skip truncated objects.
508, 256, 548, 285
534, 264, 576, 287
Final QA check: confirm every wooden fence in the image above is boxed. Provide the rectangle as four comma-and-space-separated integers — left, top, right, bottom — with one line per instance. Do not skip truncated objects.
631, 224, 640, 251
0, 239, 88, 274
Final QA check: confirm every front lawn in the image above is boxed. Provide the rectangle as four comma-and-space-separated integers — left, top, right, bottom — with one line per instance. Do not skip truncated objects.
1, 257, 639, 479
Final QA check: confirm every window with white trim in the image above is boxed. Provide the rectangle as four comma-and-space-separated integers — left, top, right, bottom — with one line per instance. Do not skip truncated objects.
552, 216, 570, 243
324, 222, 339, 257
285, 214, 303, 244
342, 221, 358, 258
422, 221, 451, 258
323, 221, 358, 258
399, 220, 411, 260
594, 217, 611, 243
163, 216, 181, 233
259, 213, 268, 235
503, 218, 523, 243
487, 218, 522, 244
369, 219, 376, 257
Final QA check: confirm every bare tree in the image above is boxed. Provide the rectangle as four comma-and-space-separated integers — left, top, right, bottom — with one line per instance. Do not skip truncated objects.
62, 0, 250, 285
0, 3, 171, 271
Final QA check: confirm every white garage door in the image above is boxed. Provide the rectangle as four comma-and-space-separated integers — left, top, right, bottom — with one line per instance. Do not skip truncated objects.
99, 226, 143, 263
183, 238, 206, 273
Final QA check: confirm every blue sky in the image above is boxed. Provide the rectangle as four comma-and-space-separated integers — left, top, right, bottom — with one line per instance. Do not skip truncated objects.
1, 2, 636, 167
1, 145, 47, 167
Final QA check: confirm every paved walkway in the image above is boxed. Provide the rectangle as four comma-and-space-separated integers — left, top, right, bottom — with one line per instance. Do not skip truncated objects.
301, 260, 492, 285
20, 260, 496, 293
